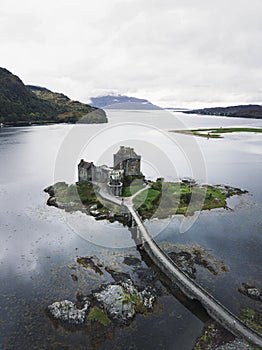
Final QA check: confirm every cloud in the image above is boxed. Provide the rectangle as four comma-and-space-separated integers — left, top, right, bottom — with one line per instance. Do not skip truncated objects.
0, 0, 261, 108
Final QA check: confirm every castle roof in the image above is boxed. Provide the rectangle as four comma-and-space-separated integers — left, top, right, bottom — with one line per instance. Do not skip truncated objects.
78, 159, 94, 169
114, 146, 140, 159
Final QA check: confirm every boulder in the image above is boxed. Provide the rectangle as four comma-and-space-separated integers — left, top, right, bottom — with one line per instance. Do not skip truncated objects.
94, 280, 155, 321
94, 284, 135, 320
47, 196, 58, 207
247, 288, 260, 298
47, 299, 90, 325
239, 283, 262, 301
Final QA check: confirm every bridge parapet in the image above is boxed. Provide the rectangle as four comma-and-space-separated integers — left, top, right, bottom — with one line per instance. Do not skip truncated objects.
127, 206, 262, 348
95, 185, 262, 348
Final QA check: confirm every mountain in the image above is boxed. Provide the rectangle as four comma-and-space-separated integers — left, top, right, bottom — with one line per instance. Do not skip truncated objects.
0, 68, 107, 125
27, 85, 107, 124
89, 94, 161, 110
183, 104, 262, 119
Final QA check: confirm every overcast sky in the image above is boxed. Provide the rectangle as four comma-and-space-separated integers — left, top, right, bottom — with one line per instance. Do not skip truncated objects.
1, 0, 261, 108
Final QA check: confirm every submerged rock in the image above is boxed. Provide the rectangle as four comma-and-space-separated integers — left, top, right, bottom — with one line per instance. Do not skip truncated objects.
164, 244, 226, 278
47, 299, 90, 325
77, 257, 103, 275
123, 256, 141, 266
105, 267, 130, 282
168, 251, 196, 278
135, 267, 158, 285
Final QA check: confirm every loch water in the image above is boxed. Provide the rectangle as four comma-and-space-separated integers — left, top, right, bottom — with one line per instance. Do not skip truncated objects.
0, 110, 261, 349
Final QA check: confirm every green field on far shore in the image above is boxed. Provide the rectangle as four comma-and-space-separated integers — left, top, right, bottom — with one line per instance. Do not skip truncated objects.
171, 127, 262, 138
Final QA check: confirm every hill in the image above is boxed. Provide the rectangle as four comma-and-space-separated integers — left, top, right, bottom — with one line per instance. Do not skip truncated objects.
0, 68, 107, 125
90, 94, 161, 110
183, 104, 262, 119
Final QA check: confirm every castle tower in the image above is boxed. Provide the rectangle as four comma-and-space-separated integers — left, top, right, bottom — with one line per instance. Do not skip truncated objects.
113, 146, 141, 176
107, 169, 124, 196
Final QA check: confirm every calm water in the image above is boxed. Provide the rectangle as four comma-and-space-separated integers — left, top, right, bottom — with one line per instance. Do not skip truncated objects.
0, 110, 261, 349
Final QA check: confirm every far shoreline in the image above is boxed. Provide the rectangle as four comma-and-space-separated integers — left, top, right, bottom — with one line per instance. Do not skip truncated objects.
170, 127, 262, 138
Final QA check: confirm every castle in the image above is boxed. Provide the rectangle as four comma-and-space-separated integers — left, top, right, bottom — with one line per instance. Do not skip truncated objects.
78, 146, 141, 196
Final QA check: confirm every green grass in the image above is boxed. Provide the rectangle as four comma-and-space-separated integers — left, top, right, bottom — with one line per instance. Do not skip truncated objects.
172, 127, 262, 138
122, 175, 146, 197
53, 182, 99, 206
122, 184, 145, 197
85, 306, 111, 327
133, 181, 244, 219
50, 180, 245, 221
134, 189, 160, 208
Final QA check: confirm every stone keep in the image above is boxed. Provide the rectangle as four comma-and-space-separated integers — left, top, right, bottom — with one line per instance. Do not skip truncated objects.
113, 146, 141, 176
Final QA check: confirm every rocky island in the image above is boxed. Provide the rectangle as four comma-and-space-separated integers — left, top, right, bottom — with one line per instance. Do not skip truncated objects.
47, 279, 156, 328
44, 146, 247, 223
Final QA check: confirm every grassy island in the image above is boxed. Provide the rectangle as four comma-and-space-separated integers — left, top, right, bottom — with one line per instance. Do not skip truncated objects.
171, 127, 262, 138
44, 178, 247, 222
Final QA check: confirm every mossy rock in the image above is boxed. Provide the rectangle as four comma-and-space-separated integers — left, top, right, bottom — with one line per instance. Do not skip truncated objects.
85, 306, 111, 327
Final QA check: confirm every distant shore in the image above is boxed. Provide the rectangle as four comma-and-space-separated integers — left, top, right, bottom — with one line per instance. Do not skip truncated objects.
170, 127, 262, 138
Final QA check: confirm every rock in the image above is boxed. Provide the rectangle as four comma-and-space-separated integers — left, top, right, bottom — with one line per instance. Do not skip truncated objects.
239, 283, 262, 301
247, 288, 260, 298
90, 210, 100, 217
47, 196, 58, 207
193, 321, 234, 350
94, 284, 134, 320
47, 299, 90, 325
47, 280, 156, 328
43, 185, 55, 196
95, 214, 108, 220
94, 279, 156, 322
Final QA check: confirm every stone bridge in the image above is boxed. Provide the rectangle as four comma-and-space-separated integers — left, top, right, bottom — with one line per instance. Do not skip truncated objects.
96, 184, 262, 348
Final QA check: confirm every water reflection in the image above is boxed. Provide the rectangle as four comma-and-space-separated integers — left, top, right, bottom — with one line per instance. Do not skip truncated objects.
0, 112, 262, 349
